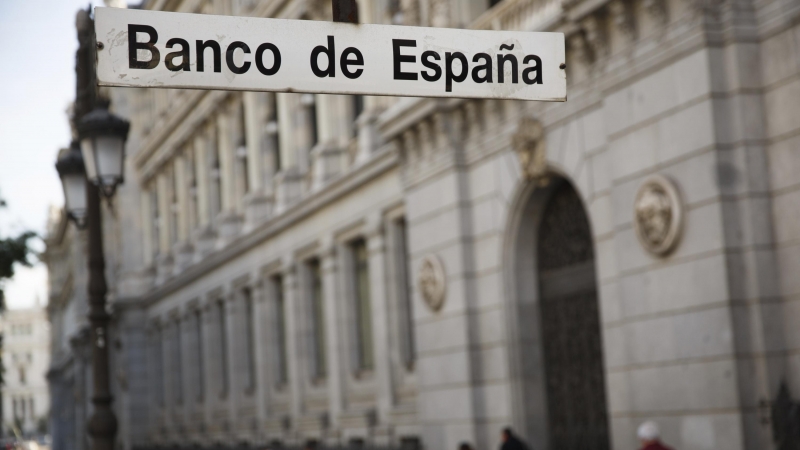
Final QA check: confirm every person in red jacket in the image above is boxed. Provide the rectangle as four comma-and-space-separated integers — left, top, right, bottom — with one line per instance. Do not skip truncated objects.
638, 421, 674, 450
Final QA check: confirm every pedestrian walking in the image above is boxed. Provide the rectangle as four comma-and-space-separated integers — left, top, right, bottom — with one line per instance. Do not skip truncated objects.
637, 421, 674, 450
500, 427, 530, 450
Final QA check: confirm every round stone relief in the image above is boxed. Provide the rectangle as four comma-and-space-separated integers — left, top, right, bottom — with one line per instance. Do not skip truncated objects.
418, 254, 446, 312
634, 174, 683, 256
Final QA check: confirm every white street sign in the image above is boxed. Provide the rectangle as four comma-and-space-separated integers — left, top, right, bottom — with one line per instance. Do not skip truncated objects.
94, 7, 566, 101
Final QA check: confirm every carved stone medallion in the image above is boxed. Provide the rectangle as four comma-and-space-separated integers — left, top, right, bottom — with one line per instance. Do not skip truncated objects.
418, 254, 446, 312
512, 117, 548, 182
634, 175, 683, 256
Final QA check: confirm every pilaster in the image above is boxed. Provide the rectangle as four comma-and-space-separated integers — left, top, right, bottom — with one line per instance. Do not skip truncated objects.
321, 237, 345, 432
365, 215, 394, 441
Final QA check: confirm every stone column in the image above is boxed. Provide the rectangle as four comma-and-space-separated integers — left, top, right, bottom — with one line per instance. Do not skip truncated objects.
193, 132, 216, 258
155, 172, 172, 282
275, 94, 304, 213
243, 92, 273, 228
252, 278, 270, 439
141, 189, 154, 268
200, 301, 216, 435
321, 237, 345, 432
216, 108, 241, 241
311, 96, 346, 191
282, 263, 303, 431
173, 153, 193, 271
223, 291, 239, 436
365, 216, 394, 439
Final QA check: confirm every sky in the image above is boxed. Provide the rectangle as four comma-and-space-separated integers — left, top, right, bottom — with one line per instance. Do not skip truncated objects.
0, 1, 102, 310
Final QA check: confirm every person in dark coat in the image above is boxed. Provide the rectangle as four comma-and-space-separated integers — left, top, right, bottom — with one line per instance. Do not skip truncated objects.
500, 427, 530, 450
637, 421, 674, 450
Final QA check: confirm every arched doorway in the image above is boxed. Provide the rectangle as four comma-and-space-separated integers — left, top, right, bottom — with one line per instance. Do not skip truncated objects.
536, 179, 609, 450
507, 176, 610, 450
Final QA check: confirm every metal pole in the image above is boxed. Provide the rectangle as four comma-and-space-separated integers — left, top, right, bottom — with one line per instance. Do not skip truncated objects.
332, 0, 359, 23
84, 181, 117, 450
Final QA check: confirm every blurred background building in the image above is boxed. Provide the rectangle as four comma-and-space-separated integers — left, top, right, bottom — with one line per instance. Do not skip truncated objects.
0, 304, 51, 439
45, 0, 800, 449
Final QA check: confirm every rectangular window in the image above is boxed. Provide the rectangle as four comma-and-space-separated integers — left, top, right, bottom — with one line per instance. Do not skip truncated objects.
173, 319, 183, 404
307, 259, 326, 379
352, 95, 364, 138
169, 164, 179, 245
194, 309, 204, 402
266, 94, 281, 173
273, 275, 289, 385
187, 147, 198, 231
236, 101, 250, 196
351, 239, 374, 371
209, 125, 222, 218
243, 288, 257, 392
217, 301, 228, 396
150, 188, 160, 259
151, 326, 165, 406
394, 218, 415, 370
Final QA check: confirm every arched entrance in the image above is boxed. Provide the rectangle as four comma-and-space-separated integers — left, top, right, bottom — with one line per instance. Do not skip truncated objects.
506, 176, 610, 450
537, 180, 609, 450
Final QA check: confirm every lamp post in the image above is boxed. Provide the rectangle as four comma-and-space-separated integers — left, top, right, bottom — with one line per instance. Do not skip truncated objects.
56, 99, 129, 450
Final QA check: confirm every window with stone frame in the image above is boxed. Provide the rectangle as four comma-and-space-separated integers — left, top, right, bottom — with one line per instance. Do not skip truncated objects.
351, 95, 364, 138
186, 144, 198, 233
266, 93, 281, 173
172, 318, 183, 404
217, 300, 229, 397
272, 275, 289, 386
169, 163, 179, 246
209, 123, 222, 219
150, 325, 165, 407
194, 309, 204, 402
150, 187, 160, 260
350, 238, 374, 372
242, 287, 257, 393
306, 259, 326, 380
235, 99, 250, 200
392, 217, 415, 371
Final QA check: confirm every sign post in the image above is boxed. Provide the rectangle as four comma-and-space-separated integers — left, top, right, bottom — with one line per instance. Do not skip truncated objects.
94, 7, 566, 101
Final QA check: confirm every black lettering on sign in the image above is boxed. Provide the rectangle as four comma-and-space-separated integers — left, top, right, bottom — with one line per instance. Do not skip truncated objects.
497, 54, 518, 84
196, 40, 221, 73
522, 55, 543, 84
165, 38, 190, 72
392, 39, 418, 81
226, 41, 251, 74
444, 52, 467, 92
471, 53, 492, 83
421, 51, 441, 82
128, 24, 160, 69
311, 36, 336, 78
341, 47, 364, 79
255, 43, 281, 76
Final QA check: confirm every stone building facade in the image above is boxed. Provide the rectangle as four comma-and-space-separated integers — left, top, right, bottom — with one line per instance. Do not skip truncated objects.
0, 305, 51, 437
46, 0, 800, 449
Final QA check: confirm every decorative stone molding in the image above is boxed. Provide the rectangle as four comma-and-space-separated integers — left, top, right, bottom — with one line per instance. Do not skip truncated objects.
582, 15, 608, 58
634, 175, 683, 256
643, 0, 668, 24
512, 117, 548, 182
418, 254, 446, 312
568, 32, 594, 66
609, 0, 636, 41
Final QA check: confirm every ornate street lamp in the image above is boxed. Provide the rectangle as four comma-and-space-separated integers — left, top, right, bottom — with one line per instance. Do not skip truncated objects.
55, 142, 88, 229
77, 99, 130, 197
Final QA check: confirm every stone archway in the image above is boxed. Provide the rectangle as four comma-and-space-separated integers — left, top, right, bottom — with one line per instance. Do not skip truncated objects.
505, 176, 610, 450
